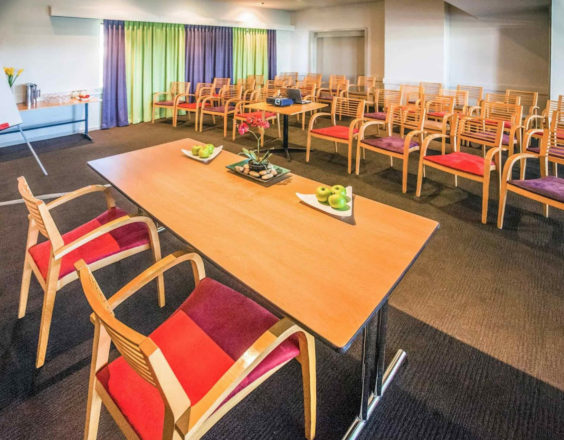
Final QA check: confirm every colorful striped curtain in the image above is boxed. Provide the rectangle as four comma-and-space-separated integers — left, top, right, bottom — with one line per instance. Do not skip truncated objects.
124, 22, 185, 123
232, 28, 268, 83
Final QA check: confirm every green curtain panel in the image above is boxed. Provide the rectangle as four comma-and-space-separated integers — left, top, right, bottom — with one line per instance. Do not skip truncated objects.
125, 21, 185, 124
232, 28, 268, 83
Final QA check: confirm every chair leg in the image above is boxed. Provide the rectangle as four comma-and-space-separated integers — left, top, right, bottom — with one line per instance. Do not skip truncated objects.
297, 332, 317, 440
390, 156, 394, 167
497, 182, 508, 229
84, 384, 103, 440
277, 115, 281, 138
306, 134, 312, 163
36, 266, 59, 368
151, 106, 155, 123
454, 175, 458, 187
232, 119, 237, 141
481, 176, 490, 224
355, 145, 362, 176
416, 158, 425, 197
18, 254, 34, 319
172, 110, 177, 128
402, 155, 409, 193
223, 117, 228, 138
334, 142, 338, 153
347, 141, 352, 174
520, 157, 527, 180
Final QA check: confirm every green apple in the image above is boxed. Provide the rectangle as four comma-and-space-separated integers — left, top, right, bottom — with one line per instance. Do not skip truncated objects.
331, 185, 347, 197
205, 143, 215, 152
315, 186, 332, 203
191, 145, 202, 156
199, 147, 211, 158
328, 193, 348, 210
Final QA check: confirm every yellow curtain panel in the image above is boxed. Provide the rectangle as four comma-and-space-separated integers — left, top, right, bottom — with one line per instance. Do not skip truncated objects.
232, 27, 268, 83
125, 22, 186, 124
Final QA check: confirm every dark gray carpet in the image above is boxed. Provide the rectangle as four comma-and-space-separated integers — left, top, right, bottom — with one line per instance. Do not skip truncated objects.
0, 117, 562, 439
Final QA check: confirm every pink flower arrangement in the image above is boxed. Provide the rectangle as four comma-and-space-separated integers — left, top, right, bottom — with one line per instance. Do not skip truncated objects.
237, 115, 272, 165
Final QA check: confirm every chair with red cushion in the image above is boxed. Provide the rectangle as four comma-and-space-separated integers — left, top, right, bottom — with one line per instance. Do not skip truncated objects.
356, 104, 424, 193
152, 82, 190, 124
498, 113, 564, 228
439, 89, 469, 115
317, 75, 349, 107
199, 85, 242, 136
422, 96, 456, 154
17, 177, 163, 368
77, 250, 316, 440
307, 96, 365, 174
416, 116, 505, 224
172, 82, 213, 129
232, 90, 280, 145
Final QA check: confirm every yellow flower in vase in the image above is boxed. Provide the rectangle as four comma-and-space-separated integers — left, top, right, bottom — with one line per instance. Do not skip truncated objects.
3, 66, 23, 88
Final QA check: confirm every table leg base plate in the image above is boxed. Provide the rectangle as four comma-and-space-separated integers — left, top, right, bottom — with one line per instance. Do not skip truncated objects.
342, 349, 407, 440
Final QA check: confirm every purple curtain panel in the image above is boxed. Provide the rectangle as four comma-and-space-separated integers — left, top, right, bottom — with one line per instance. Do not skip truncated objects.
101, 20, 128, 129
185, 25, 233, 93
267, 29, 277, 80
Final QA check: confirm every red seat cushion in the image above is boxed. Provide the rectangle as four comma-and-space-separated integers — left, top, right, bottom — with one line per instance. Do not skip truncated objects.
428, 111, 445, 118
485, 119, 512, 129
425, 152, 493, 176
97, 278, 299, 440
177, 102, 209, 109
28, 207, 149, 280
311, 125, 358, 140
154, 101, 174, 106
365, 111, 386, 120
362, 136, 418, 154
204, 105, 236, 113
236, 111, 276, 119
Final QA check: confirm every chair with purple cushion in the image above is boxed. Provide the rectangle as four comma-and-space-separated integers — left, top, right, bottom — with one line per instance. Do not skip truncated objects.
356, 104, 425, 193
199, 85, 242, 136
416, 115, 505, 224
152, 82, 190, 124
365, 89, 402, 132
77, 250, 316, 440
498, 115, 564, 228
16, 177, 164, 368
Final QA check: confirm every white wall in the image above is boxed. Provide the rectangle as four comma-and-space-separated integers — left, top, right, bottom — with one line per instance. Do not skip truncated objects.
551, 0, 564, 99
289, 1, 385, 78
0, 0, 292, 147
447, 4, 550, 97
384, 0, 446, 86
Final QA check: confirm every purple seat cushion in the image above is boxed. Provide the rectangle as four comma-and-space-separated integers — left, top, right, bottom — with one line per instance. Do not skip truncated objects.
510, 176, 564, 203
365, 111, 386, 120
361, 136, 418, 154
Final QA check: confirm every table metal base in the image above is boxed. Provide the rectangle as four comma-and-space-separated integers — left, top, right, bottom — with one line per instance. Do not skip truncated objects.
342, 302, 407, 440
268, 114, 310, 161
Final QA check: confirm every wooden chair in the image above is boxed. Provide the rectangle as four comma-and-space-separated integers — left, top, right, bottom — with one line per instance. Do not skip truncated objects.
280, 72, 298, 86
306, 96, 365, 174
248, 74, 264, 88
152, 82, 191, 123
520, 109, 564, 179
318, 75, 348, 104
400, 84, 422, 106
237, 77, 257, 101
364, 89, 402, 128
420, 82, 442, 100
294, 83, 318, 129
416, 115, 504, 224
17, 177, 163, 368
232, 90, 280, 145
456, 85, 483, 107
209, 77, 231, 106
78, 250, 316, 440
423, 96, 456, 154
357, 104, 424, 193
498, 113, 564, 228
506, 89, 539, 119
357, 76, 378, 88
172, 83, 213, 129
479, 101, 523, 156
199, 85, 242, 135
304, 73, 322, 88
440, 89, 469, 114
524, 98, 564, 132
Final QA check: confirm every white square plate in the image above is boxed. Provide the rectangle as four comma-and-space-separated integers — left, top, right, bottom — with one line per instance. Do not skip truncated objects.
181, 145, 223, 163
296, 186, 353, 218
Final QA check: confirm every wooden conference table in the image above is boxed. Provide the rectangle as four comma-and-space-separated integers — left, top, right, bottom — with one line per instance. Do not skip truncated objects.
246, 101, 327, 160
89, 139, 438, 439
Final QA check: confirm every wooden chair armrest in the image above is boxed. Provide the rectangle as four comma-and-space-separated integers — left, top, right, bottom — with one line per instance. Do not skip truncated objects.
183, 318, 307, 434
54, 215, 157, 261
153, 92, 169, 102
224, 98, 240, 110
404, 129, 425, 145
349, 118, 365, 138
107, 250, 205, 310
308, 112, 332, 131
468, 105, 481, 116
524, 114, 545, 130
46, 184, 115, 210
421, 133, 449, 156
174, 93, 194, 104
523, 128, 544, 150
358, 119, 386, 138
501, 152, 539, 182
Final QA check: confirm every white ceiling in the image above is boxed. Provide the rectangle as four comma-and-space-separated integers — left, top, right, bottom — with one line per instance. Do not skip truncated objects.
223, 0, 550, 14
220, 0, 378, 12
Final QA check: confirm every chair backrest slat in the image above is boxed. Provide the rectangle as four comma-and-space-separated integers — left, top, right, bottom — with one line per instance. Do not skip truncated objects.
456, 85, 483, 106
541, 111, 564, 163
332, 97, 365, 119
426, 96, 455, 114
18, 177, 51, 238
457, 116, 503, 149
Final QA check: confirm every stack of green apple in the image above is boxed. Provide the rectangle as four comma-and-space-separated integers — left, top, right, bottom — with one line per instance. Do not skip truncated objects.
191, 143, 215, 159
315, 184, 350, 211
